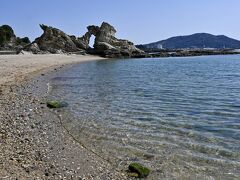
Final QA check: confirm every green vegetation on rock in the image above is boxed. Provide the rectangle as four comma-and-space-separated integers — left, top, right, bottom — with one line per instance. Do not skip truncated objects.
128, 163, 150, 178
46, 100, 68, 109
0, 25, 15, 45
16, 37, 31, 45
0, 24, 30, 50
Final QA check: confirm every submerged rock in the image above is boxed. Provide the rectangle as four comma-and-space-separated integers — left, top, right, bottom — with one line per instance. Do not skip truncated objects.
46, 101, 68, 109
128, 163, 150, 178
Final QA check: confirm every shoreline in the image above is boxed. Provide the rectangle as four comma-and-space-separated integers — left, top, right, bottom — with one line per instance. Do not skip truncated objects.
0, 54, 106, 87
0, 54, 128, 179
1, 54, 239, 179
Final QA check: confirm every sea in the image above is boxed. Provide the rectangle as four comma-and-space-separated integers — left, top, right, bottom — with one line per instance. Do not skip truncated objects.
47, 55, 240, 179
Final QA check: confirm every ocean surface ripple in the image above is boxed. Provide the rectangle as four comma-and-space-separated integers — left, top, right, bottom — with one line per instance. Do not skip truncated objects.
48, 55, 240, 179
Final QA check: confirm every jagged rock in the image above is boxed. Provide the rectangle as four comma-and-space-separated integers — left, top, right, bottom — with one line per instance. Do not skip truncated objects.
24, 43, 41, 54
86, 22, 144, 58
34, 24, 79, 53
22, 22, 145, 57
70, 25, 100, 50
70, 35, 89, 50
88, 25, 100, 36
0, 25, 30, 51
24, 24, 88, 54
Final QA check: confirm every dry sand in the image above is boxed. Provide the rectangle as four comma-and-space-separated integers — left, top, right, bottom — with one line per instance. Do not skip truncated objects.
0, 54, 105, 86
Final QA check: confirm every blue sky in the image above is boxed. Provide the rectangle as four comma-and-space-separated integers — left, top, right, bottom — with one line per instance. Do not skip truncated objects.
1, 0, 240, 44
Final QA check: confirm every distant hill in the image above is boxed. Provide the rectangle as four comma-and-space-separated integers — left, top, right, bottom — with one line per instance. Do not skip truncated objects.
137, 33, 240, 50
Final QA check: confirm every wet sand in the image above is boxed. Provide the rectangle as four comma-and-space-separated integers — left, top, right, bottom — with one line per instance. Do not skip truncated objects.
0, 54, 128, 179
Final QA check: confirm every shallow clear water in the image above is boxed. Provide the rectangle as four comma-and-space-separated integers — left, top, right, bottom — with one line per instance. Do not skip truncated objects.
48, 55, 240, 179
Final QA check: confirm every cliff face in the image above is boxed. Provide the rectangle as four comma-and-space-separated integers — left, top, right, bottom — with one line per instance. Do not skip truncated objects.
25, 22, 144, 57
0, 25, 30, 51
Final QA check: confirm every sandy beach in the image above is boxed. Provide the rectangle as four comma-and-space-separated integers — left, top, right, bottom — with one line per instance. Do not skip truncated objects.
0, 54, 105, 86
0, 54, 128, 179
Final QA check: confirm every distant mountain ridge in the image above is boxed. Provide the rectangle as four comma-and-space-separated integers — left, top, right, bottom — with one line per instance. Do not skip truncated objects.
138, 33, 240, 50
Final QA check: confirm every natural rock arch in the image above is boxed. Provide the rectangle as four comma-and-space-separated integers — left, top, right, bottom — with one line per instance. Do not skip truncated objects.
25, 22, 144, 57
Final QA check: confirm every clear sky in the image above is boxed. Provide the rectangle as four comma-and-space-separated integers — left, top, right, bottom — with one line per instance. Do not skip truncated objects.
1, 0, 240, 44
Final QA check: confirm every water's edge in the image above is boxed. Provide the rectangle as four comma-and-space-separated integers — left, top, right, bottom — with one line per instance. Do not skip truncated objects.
46, 55, 240, 179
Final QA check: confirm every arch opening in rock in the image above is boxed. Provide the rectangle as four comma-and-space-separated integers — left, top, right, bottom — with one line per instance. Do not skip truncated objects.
89, 35, 95, 48
24, 22, 144, 57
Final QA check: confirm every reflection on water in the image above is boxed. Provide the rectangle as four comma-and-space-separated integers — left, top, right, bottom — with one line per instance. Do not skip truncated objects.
48, 55, 240, 179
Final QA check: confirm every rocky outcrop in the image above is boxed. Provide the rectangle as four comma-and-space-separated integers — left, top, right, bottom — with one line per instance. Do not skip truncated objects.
24, 22, 145, 57
86, 22, 144, 58
25, 24, 87, 54
0, 25, 30, 51
24, 43, 41, 54
70, 34, 89, 51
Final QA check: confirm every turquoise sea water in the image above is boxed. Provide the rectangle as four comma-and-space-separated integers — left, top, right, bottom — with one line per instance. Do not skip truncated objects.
48, 55, 240, 179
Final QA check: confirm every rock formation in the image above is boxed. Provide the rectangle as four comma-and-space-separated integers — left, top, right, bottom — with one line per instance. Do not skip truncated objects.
0, 25, 30, 51
86, 22, 144, 58
24, 22, 145, 57
25, 24, 87, 54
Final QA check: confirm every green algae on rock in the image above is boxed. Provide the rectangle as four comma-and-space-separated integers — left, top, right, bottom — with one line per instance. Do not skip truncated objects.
128, 163, 150, 178
46, 100, 68, 109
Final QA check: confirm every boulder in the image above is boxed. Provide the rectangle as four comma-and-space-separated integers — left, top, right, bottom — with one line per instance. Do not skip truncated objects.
128, 163, 150, 178
46, 100, 68, 109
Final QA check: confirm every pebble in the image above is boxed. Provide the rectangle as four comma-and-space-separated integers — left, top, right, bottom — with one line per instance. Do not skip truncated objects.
0, 71, 128, 180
